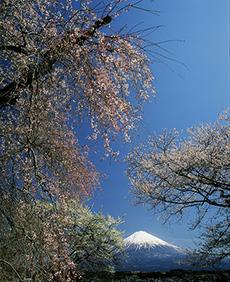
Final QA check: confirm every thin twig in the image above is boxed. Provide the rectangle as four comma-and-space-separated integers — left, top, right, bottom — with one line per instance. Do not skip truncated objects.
0, 259, 23, 281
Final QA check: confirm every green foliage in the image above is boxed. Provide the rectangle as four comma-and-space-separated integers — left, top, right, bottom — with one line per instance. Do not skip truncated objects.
67, 201, 126, 274
0, 198, 125, 281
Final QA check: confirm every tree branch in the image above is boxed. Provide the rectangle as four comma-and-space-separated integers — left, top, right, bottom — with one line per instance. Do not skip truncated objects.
0, 259, 23, 281
1, 45, 28, 55
0, 15, 112, 106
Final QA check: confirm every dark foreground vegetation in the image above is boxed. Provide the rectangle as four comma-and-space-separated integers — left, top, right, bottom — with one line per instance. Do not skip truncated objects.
1, 269, 230, 281
80, 270, 230, 282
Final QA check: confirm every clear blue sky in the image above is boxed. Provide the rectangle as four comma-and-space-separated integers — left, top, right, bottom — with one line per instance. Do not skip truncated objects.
86, 0, 229, 249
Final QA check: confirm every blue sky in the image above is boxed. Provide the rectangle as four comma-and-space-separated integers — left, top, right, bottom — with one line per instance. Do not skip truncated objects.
87, 0, 229, 249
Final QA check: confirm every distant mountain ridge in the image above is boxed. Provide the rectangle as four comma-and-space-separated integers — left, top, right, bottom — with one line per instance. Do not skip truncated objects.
120, 230, 186, 272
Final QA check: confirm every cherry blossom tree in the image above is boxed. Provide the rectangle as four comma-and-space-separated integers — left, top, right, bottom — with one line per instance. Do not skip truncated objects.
0, 0, 155, 203
0, 198, 125, 281
1, 0, 156, 279
126, 110, 230, 267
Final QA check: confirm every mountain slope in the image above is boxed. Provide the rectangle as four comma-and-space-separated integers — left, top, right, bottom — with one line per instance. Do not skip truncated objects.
121, 231, 186, 272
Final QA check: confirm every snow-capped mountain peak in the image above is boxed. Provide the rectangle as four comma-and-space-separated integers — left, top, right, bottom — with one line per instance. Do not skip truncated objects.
120, 231, 186, 272
124, 231, 183, 251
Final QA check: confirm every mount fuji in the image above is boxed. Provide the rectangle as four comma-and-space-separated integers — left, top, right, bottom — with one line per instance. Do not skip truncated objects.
120, 231, 187, 272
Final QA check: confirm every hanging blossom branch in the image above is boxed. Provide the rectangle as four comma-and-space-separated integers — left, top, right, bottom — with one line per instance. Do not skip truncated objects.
0, 15, 112, 105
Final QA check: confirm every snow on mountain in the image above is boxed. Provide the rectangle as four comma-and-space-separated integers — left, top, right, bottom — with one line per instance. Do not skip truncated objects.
124, 230, 183, 252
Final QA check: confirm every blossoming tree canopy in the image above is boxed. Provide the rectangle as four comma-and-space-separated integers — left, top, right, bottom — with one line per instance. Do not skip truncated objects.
0, 0, 155, 279
0, 0, 155, 142
0, 198, 125, 280
0, 0, 155, 201
127, 111, 230, 220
